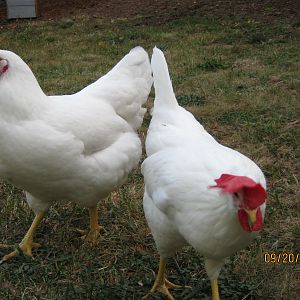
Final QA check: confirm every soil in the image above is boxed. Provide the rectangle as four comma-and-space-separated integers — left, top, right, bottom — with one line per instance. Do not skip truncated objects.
0, 0, 299, 25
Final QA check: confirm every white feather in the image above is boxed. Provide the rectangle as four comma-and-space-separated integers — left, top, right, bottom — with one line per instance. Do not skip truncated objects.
143, 47, 266, 281
0, 47, 152, 213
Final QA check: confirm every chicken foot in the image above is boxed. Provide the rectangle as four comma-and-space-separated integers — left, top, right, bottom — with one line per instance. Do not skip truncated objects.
0, 212, 45, 264
143, 256, 182, 300
77, 207, 102, 243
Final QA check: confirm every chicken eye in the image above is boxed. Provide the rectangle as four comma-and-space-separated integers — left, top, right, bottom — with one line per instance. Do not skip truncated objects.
232, 192, 241, 208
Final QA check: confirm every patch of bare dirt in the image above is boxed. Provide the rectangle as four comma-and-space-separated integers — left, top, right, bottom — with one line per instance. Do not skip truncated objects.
0, 0, 299, 25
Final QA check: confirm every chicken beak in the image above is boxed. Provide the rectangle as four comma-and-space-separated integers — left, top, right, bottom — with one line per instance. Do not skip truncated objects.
245, 208, 257, 224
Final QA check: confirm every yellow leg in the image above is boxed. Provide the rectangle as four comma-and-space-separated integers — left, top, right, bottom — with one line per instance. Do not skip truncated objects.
79, 207, 101, 243
211, 279, 220, 300
0, 212, 45, 264
143, 256, 182, 300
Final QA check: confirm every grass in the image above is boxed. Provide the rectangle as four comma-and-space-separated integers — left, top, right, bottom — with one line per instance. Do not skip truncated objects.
0, 12, 299, 300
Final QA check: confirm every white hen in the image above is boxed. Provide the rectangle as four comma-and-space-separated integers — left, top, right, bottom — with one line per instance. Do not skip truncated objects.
142, 48, 267, 300
0, 47, 152, 262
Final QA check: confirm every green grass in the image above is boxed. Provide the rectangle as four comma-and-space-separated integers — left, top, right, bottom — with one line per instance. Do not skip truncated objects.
0, 13, 299, 300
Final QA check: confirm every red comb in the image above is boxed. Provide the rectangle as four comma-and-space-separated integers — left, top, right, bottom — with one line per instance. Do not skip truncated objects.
212, 174, 267, 209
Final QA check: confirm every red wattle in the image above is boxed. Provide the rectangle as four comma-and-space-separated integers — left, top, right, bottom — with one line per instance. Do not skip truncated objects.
238, 209, 251, 233
252, 208, 263, 231
238, 208, 263, 233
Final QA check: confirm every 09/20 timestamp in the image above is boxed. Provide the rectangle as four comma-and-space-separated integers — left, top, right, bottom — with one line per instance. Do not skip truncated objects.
264, 252, 299, 264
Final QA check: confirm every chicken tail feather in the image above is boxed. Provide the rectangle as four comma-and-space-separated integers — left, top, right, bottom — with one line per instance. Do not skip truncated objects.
151, 47, 178, 109
79, 47, 152, 130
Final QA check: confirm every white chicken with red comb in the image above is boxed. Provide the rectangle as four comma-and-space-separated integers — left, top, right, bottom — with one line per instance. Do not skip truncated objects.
142, 47, 267, 300
0, 47, 152, 263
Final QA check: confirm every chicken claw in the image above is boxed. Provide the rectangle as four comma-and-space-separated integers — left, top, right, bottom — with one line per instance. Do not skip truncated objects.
0, 241, 41, 264
77, 207, 102, 244
0, 212, 44, 264
77, 225, 102, 243
144, 257, 182, 300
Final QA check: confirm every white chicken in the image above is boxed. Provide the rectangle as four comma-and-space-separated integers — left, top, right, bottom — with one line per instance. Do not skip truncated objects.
0, 47, 152, 263
142, 48, 267, 300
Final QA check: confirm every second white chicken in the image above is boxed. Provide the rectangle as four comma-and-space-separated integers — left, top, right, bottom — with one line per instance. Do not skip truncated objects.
0, 46, 152, 262
142, 48, 267, 300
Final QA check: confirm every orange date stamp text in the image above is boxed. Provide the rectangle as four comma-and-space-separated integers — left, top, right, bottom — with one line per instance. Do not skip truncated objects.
264, 252, 299, 264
